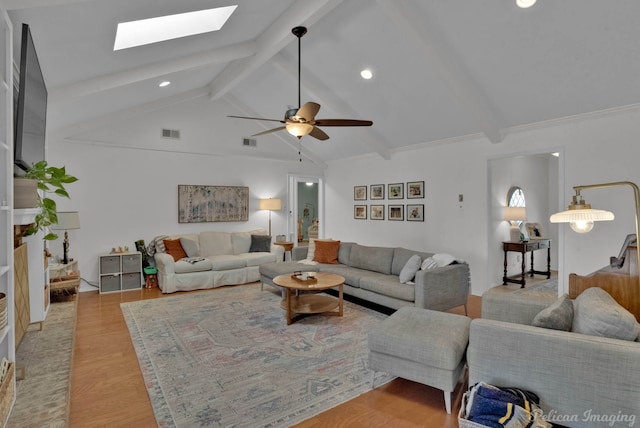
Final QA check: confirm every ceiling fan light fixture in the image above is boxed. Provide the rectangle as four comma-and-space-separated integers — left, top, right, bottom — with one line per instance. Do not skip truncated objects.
516, 0, 537, 8
286, 123, 313, 138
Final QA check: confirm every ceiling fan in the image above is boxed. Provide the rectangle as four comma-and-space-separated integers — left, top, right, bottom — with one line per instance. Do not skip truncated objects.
228, 26, 373, 141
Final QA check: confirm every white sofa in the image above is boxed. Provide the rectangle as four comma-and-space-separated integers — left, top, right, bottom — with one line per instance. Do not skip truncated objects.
153, 229, 284, 293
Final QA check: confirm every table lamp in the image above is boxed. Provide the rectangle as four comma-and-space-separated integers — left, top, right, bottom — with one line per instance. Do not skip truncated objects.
504, 206, 527, 242
50, 211, 80, 264
259, 198, 281, 236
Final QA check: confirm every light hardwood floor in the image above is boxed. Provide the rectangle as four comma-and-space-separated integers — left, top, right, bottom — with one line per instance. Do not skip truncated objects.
70, 284, 482, 427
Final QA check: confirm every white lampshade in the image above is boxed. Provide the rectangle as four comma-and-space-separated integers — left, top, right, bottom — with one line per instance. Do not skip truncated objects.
503, 206, 527, 222
286, 123, 313, 138
50, 211, 81, 230
259, 198, 282, 211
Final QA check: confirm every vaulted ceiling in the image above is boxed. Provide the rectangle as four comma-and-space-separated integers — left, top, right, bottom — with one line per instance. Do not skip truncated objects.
5, 0, 640, 166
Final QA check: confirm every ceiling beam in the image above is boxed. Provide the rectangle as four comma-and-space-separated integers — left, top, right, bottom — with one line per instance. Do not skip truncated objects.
208, 0, 345, 101
376, 0, 504, 144
272, 53, 392, 160
49, 41, 257, 103
224, 93, 327, 168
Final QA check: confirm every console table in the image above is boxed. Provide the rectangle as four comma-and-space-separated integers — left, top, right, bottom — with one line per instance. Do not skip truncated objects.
502, 239, 551, 287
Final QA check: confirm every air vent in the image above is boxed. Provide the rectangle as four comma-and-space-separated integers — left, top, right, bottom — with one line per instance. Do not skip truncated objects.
162, 128, 181, 139
242, 137, 257, 147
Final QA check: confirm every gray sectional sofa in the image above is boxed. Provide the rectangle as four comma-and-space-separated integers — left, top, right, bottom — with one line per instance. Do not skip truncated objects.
259, 242, 470, 313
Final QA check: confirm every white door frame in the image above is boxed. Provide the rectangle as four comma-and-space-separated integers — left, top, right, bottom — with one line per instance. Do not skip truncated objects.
287, 173, 324, 243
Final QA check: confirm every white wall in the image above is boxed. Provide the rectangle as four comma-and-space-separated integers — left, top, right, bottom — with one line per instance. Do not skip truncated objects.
325, 106, 640, 295
45, 96, 324, 285
47, 96, 640, 296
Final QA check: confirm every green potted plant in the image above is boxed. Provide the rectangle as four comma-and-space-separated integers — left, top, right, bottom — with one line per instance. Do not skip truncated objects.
21, 160, 78, 240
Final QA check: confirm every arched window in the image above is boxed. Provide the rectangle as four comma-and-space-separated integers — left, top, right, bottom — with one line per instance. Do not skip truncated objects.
507, 186, 526, 226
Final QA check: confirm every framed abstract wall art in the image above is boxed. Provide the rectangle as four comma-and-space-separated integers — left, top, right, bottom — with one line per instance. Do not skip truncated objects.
371, 205, 385, 220
178, 185, 249, 223
354, 185, 367, 201
370, 184, 385, 200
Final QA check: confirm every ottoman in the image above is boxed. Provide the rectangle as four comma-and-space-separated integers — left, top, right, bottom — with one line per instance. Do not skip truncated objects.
368, 307, 471, 414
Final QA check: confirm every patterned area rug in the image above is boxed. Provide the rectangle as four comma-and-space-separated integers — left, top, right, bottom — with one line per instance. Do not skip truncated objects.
121, 284, 394, 428
8, 300, 77, 428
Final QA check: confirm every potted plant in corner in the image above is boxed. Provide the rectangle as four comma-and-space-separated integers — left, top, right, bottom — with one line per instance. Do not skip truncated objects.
18, 160, 78, 241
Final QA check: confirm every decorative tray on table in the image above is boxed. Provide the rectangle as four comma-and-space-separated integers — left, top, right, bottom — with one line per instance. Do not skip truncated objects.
290, 271, 317, 284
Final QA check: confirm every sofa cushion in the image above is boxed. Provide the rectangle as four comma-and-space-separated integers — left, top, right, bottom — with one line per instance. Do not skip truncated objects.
314, 240, 341, 264
242, 252, 277, 267
399, 254, 422, 283
317, 265, 378, 288
163, 239, 187, 261
174, 259, 213, 273
199, 231, 233, 257
180, 238, 199, 257
359, 274, 415, 302
206, 255, 247, 271
249, 234, 272, 252
349, 244, 394, 275
338, 242, 355, 265
531, 294, 574, 331
572, 287, 640, 341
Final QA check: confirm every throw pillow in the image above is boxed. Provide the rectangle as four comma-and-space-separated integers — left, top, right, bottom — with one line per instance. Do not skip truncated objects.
399, 254, 422, 283
163, 239, 187, 262
420, 257, 438, 270
313, 240, 341, 264
531, 294, 574, 331
572, 287, 640, 341
249, 234, 272, 253
180, 238, 199, 257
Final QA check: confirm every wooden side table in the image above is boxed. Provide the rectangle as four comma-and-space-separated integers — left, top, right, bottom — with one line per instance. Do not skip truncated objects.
273, 241, 294, 261
502, 239, 551, 287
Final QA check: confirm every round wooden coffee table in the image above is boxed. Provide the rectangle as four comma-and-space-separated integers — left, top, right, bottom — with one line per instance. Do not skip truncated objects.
273, 272, 345, 325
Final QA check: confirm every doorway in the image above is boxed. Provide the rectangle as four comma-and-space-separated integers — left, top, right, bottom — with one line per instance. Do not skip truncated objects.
486, 150, 564, 294
288, 174, 324, 245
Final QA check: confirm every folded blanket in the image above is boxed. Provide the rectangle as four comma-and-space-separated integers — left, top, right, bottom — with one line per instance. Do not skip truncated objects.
466, 382, 551, 428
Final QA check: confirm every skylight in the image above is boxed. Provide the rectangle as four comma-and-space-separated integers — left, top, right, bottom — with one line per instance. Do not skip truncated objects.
114, 5, 237, 51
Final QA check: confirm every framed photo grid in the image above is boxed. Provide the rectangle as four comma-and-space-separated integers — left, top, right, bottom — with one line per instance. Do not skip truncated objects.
351, 180, 426, 222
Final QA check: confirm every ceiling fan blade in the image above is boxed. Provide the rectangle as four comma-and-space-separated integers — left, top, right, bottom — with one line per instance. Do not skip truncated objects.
296, 102, 321, 120
309, 126, 329, 141
314, 119, 373, 127
252, 126, 287, 137
228, 115, 284, 123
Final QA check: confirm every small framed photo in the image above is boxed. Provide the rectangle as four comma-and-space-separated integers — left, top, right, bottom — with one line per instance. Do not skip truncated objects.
407, 181, 425, 199
354, 185, 367, 201
388, 204, 404, 221
354, 205, 367, 219
370, 205, 385, 220
388, 183, 404, 199
407, 204, 424, 221
370, 184, 385, 200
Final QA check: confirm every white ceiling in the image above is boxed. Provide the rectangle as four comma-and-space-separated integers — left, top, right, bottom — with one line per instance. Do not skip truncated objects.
5, 0, 640, 165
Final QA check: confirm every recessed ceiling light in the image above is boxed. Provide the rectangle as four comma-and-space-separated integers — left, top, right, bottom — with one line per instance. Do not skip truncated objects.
159, 81, 171, 87
516, 0, 536, 8
360, 69, 373, 80
114, 5, 237, 51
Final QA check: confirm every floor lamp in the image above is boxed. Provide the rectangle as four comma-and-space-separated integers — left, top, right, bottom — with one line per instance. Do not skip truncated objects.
259, 198, 281, 236
549, 181, 640, 283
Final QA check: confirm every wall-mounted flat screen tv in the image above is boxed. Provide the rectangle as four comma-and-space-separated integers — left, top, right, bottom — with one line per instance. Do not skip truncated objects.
14, 23, 47, 175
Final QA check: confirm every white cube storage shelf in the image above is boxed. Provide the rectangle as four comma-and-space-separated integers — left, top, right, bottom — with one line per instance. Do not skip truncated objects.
99, 252, 143, 293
